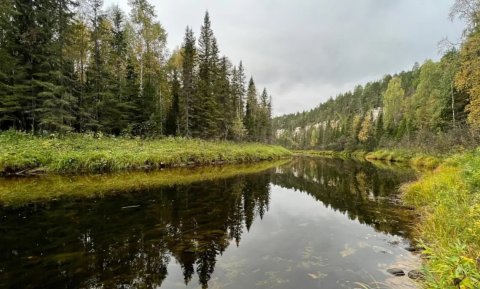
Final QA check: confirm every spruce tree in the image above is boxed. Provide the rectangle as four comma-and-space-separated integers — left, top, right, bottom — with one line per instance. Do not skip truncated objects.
259, 88, 270, 142
217, 56, 234, 139
244, 77, 258, 141
194, 12, 220, 139
38, 0, 78, 133
0, 0, 17, 130
165, 70, 180, 136
231, 61, 246, 118
180, 27, 196, 137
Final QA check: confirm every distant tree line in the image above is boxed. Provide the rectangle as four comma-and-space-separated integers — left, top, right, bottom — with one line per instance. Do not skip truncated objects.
274, 0, 480, 152
0, 0, 273, 142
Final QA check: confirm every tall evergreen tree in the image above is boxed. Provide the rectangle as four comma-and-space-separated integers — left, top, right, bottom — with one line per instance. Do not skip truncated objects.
231, 61, 246, 118
217, 56, 234, 139
194, 12, 220, 139
258, 88, 270, 142
244, 77, 258, 141
180, 26, 196, 137
165, 70, 180, 136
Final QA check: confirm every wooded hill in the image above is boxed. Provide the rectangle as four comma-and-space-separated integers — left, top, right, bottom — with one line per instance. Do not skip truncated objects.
0, 0, 272, 142
273, 1, 480, 153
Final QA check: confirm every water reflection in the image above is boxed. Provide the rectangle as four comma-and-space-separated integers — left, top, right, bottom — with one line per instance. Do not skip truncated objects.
0, 173, 271, 289
271, 157, 415, 237
0, 158, 417, 289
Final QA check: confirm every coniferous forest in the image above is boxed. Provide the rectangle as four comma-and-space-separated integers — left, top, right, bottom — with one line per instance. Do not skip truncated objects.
273, 3, 480, 153
0, 0, 273, 142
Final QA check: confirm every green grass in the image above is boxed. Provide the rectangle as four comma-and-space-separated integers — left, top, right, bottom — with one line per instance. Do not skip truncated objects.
365, 150, 441, 169
0, 131, 291, 175
0, 159, 290, 206
402, 149, 480, 289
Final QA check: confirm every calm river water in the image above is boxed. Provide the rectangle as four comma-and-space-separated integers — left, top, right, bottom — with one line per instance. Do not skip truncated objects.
0, 157, 419, 289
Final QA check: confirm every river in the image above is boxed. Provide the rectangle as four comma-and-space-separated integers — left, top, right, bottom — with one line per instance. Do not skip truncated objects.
0, 157, 419, 289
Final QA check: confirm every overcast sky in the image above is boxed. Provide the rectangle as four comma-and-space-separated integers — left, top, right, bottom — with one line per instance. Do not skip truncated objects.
105, 0, 464, 116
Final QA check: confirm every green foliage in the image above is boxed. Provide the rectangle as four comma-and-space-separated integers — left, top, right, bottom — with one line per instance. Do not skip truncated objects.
0, 2, 273, 142
383, 77, 405, 130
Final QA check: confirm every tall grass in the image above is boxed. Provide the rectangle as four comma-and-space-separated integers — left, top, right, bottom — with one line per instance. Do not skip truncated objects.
402, 149, 480, 289
0, 131, 291, 175
366, 150, 441, 169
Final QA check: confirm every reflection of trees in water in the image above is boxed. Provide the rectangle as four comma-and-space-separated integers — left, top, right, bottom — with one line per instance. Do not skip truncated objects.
0, 173, 272, 289
271, 157, 416, 237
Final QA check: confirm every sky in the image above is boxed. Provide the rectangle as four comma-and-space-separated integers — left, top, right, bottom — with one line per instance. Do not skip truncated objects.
104, 0, 465, 116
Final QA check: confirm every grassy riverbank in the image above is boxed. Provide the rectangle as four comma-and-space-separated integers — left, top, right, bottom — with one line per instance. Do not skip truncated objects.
0, 131, 291, 175
403, 149, 480, 289
365, 150, 441, 169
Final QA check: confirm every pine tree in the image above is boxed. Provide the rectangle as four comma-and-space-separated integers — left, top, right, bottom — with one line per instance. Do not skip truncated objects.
217, 56, 234, 139
258, 88, 270, 142
0, 0, 18, 130
37, 0, 78, 133
0, 0, 78, 133
165, 70, 180, 136
231, 61, 246, 118
266, 95, 273, 143
244, 77, 258, 141
194, 11, 220, 139
180, 27, 196, 137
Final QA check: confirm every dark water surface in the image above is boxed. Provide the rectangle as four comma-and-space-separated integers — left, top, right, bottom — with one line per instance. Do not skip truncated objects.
0, 157, 418, 289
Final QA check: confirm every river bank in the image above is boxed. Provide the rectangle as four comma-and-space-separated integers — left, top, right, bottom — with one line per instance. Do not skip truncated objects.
0, 131, 291, 176
402, 149, 480, 289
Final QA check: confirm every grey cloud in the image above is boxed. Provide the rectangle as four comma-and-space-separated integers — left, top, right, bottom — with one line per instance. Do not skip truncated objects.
105, 0, 464, 115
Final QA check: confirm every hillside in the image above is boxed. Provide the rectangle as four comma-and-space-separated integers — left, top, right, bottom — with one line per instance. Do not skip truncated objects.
273, 46, 479, 153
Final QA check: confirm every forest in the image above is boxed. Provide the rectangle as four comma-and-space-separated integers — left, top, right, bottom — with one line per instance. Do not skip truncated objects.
0, 0, 273, 142
273, 2, 480, 153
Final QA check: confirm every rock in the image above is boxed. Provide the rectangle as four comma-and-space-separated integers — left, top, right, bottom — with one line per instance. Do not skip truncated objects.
307, 273, 319, 279
404, 246, 424, 252
387, 268, 405, 277
408, 270, 425, 280
453, 277, 463, 286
